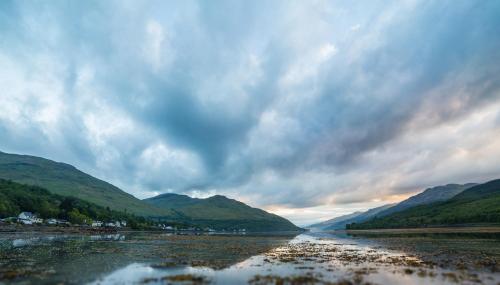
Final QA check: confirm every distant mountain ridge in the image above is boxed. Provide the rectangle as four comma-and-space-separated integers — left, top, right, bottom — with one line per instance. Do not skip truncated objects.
349, 179, 500, 229
308, 211, 362, 230
309, 183, 477, 231
327, 203, 396, 230
307, 204, 394, 231
376, 183, 477, 217
144, 193, 302, 232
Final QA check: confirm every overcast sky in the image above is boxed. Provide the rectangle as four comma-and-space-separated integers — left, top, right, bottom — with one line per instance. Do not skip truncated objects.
1, 1, 500, 225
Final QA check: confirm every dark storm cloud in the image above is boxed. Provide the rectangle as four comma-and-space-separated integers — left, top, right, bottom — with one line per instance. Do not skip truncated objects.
1, 0, 500, 213
282, 0, 500, 169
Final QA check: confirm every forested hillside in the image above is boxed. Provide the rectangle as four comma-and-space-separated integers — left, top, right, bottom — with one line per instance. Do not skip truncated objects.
0, 179, 149, 228
144, 193, 302, 232
0, 151, 172, 217
348, 179, 500, 229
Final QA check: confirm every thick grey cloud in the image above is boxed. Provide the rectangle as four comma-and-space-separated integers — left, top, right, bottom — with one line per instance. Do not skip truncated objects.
1, 0, 500, 223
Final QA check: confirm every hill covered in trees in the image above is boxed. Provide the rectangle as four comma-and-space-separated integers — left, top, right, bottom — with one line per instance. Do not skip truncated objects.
144, 193, 302, 232
0, 151, 175, 217
0, 179, 150, 228
375, 183, 477, 217
348, 179, 500, 229
0, 151, 302, 232
310, 183, 476, 231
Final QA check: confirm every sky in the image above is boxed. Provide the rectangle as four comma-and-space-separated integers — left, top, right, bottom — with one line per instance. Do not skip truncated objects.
1, 0, 500, 226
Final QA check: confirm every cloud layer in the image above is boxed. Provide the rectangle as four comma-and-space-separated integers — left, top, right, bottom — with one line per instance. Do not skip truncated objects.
1, 0, 500, 225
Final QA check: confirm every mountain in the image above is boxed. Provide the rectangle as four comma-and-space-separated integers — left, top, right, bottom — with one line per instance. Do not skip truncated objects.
326, 203, 396, 230
348, 179, 500, 229
376, 183, 477, 217
0, 151, 172, 217
452, 180, 500, 201
308, 212, 362, 230
309, 183, 476, 231
0, 179, 149, 228
0, 151, 302, 232
307, 204, 395, 231
144, 193, 302, 232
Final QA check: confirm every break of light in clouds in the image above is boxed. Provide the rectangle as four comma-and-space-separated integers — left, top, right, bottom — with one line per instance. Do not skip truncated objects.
1, 0, 500, 226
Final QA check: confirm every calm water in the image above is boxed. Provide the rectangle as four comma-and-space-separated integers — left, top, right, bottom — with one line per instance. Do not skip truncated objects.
0, 231, 499, 284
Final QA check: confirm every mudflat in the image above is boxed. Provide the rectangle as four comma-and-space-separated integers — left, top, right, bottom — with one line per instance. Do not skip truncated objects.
0, 231, 499, 284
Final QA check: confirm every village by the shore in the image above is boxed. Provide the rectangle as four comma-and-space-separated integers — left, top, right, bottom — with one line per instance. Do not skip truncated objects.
0, 211, 247, 234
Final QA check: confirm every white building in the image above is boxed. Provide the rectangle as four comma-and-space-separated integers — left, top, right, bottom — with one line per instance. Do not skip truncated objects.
91, 221, 103, 227
18, 212, 42, 225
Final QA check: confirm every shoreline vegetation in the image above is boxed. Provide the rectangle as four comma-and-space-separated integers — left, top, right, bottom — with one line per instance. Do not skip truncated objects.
0, 223, 304, 236
0, 224, 121, 234
3, 224, 500, 236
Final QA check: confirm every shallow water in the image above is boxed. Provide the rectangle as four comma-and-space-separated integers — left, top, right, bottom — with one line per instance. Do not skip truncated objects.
0, 231, 498, 284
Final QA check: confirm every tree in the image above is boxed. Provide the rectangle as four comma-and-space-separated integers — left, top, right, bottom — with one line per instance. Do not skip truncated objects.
68, 209, 92, 225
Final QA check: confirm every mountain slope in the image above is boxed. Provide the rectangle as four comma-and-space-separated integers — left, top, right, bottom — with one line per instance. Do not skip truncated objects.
0, 179, 149, 228
452, 180, 500, 201
308, 204, 395, 231
377, 183, 477, 217
144, 193, 302, 232
325, 203, 396, 230
348, 179, 500, 229
0, 151, 172, 217
308, 212, 362, 230
310, 183, 476, 231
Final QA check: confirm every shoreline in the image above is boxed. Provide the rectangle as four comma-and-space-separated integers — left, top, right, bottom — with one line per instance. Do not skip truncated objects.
343, 226, 500, 234
0, 224, 304, 235
0, 224, 124, 234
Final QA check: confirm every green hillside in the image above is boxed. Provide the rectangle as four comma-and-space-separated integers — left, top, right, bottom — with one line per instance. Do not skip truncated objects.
0, 179, 149, 228
0, 151, 172, 217
348, 179, 500, 229
376, 183, 476, 217
323, 204, 395, 230
144, 193, 302, 232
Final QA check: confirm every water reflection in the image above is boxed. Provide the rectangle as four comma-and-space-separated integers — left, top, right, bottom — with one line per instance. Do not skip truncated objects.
0, 232, 296, 284
91, 233, 500, 285
343, 231, 500, 274
0, 231, 498, 284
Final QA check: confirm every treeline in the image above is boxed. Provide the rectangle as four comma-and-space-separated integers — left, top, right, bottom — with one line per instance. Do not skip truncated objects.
0, 179, 152, 229
185, 219, 302, 232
